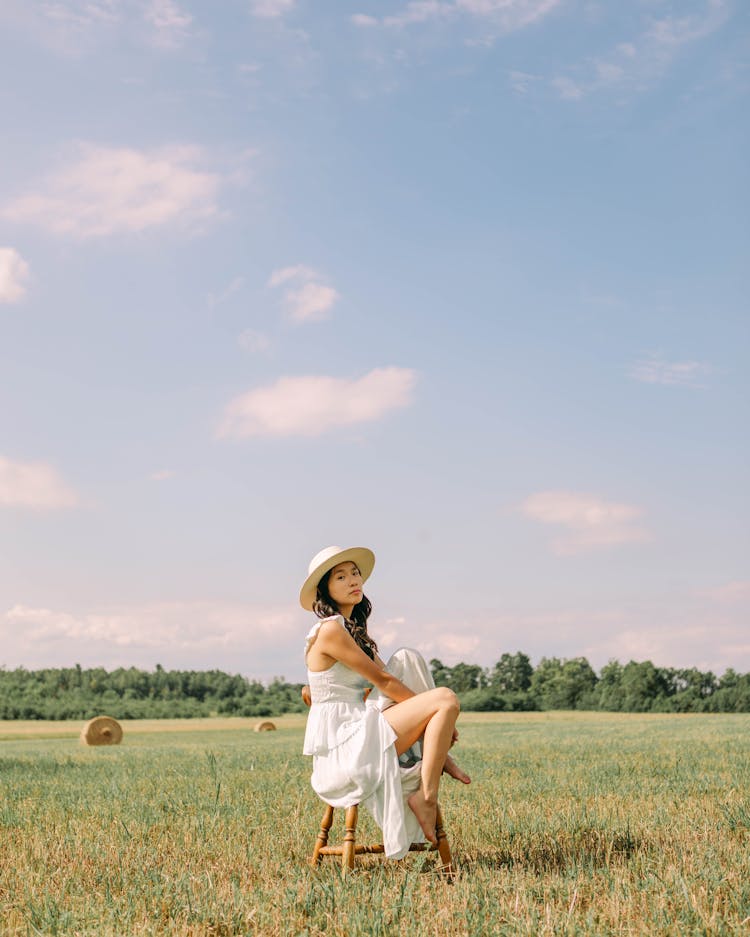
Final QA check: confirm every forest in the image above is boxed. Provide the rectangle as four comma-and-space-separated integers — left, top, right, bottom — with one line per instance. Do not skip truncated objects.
1, 653, 748, 719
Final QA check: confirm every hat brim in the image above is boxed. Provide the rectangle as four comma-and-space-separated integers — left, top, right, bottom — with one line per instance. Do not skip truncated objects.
299, 547, 375, 611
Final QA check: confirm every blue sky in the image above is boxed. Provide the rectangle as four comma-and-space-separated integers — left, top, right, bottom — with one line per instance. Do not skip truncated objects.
1, 0, 747, 683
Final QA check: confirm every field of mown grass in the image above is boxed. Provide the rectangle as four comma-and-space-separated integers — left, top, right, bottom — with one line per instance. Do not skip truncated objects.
1, 711, 748, 936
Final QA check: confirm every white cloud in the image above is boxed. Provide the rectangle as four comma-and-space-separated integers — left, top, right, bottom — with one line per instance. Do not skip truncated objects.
267, 264, 318, 288
42, 0, 120, 30
551, 75, 584, 100
508, 69, 540, 94
384, 1, 452, 28
267, 264, 340, 322
375, 0, 559, 30
286, 282, 339, 322
520, 490, 649, 554
144, 0, 193, 47
1, 1, 197, 54
379, 598, 750, 674
3, 143, 222, 237
150, 469, 176, 481
0, 600, 304, 677
0, 247, 30, 303
217, 367, 417, 439
456, 0, 559, 27
352, 13, 378, 27
250, 0, 295, 18
629, 353, 711, 387
551, 0, 728, 100
0, 455, 78, 509
415, 631, 481, 659
646, 0, 727, 47
238, 329, 272, 353
697, 581, 750, 605
582, 622, 749, 675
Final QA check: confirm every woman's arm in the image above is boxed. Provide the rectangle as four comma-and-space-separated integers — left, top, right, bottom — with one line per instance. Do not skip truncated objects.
314, 620, 416, 703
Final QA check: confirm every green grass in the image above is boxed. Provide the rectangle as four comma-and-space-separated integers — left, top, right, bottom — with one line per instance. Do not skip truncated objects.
1, 712, 748, 935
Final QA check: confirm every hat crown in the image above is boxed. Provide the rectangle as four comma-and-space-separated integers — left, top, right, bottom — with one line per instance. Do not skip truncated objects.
307, 545, 344, 577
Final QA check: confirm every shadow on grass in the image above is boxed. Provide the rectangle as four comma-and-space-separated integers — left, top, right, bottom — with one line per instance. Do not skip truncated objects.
468, 828, 643, 872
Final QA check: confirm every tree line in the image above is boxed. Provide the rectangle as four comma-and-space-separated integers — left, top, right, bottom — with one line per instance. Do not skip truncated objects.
430, 653, 750, 713
0, 664, 306, 720
1, 654, 748, 720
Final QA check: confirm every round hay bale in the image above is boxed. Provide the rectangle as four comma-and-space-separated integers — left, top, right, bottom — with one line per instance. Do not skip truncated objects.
80, 716, 123, 746
254, 720, 276, 732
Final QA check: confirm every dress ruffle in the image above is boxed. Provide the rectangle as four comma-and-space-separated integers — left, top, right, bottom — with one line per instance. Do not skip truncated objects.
304, 614, 344, 657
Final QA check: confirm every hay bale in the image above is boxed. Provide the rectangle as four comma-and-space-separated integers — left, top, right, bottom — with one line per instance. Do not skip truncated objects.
80, 716, 123, 746
254, 720, 276, 732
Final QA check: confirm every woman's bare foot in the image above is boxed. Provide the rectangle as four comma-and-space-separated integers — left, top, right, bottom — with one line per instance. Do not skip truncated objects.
443, 754, 471, 784
407, 789, 437, 846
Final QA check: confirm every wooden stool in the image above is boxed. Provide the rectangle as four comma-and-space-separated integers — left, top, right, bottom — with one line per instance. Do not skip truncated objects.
310, 802, 454, 874
301, 686, 455, 874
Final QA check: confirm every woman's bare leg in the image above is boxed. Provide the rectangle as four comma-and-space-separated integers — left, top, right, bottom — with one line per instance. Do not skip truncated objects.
379, 648, 471, 783
382, 687, 459, 844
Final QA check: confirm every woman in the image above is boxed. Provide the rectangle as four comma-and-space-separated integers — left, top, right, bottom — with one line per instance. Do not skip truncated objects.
301, 545, 470, 859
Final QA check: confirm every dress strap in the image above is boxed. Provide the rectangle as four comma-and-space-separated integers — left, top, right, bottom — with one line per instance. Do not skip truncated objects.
304, 614, 346, 657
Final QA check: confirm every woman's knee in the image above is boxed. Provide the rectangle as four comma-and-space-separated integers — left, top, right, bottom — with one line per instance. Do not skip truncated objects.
434, 686, 460, 713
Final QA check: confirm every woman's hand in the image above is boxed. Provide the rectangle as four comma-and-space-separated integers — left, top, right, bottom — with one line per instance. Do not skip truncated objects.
450, 728, 459, 747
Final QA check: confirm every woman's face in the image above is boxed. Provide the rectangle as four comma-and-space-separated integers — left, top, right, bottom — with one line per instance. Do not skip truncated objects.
326, 561, 363, 610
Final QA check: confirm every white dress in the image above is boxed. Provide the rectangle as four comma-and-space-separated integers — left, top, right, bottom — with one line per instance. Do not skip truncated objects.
302, 615, 429, 859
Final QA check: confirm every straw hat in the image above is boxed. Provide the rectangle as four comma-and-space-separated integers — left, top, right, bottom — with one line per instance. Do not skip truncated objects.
299, 545, 375, 611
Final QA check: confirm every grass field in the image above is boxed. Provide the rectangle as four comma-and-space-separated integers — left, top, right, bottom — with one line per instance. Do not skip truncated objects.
1, 711, 748, 936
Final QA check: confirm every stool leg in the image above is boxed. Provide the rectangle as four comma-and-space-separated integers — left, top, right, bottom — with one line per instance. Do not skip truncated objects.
342, 805, 358, 871
311, 804, 335, 866
435, 805, 455, 874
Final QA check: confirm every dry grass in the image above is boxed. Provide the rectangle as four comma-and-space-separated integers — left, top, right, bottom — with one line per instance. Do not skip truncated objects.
1, 712, 748, 935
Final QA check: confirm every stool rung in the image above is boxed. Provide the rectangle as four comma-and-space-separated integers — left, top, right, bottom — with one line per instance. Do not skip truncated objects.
317, 842, 434, 857
310, 802, 454, 874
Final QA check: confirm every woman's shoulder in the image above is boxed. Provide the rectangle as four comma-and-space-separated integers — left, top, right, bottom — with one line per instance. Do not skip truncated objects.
304, 615, 346, 656
313, 615, 349, 641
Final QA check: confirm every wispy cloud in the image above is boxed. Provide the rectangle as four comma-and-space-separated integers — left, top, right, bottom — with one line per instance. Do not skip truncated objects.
508, 69, 540, 94
583, 622, 749, 675
238, 329, 272, 354
351, 13, 378, 28
207, 276, 245, 309
520, 490, 649, 554
0, 600, 302, 676
144, 0, 193, 48
2, 0, 195, 54
355, 0, 559, 32
250, 0, 296, 19
415, 630, 481, 659
629, 353, 712, 388
0, 455, 79, 509
383, 1, 452, 28
41, 0, 120, 30
0, 247, 30, 303
551, 0, 729, 100
217, 367, 417, 439
697, 581, 750, 605
645, 0, 728, 47
3, 143, 222, 238
150, 469, 176, 481
267, 264, 340, 322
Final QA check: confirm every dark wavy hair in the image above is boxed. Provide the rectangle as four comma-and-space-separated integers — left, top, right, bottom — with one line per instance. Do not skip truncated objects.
313, 568, 378, 660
